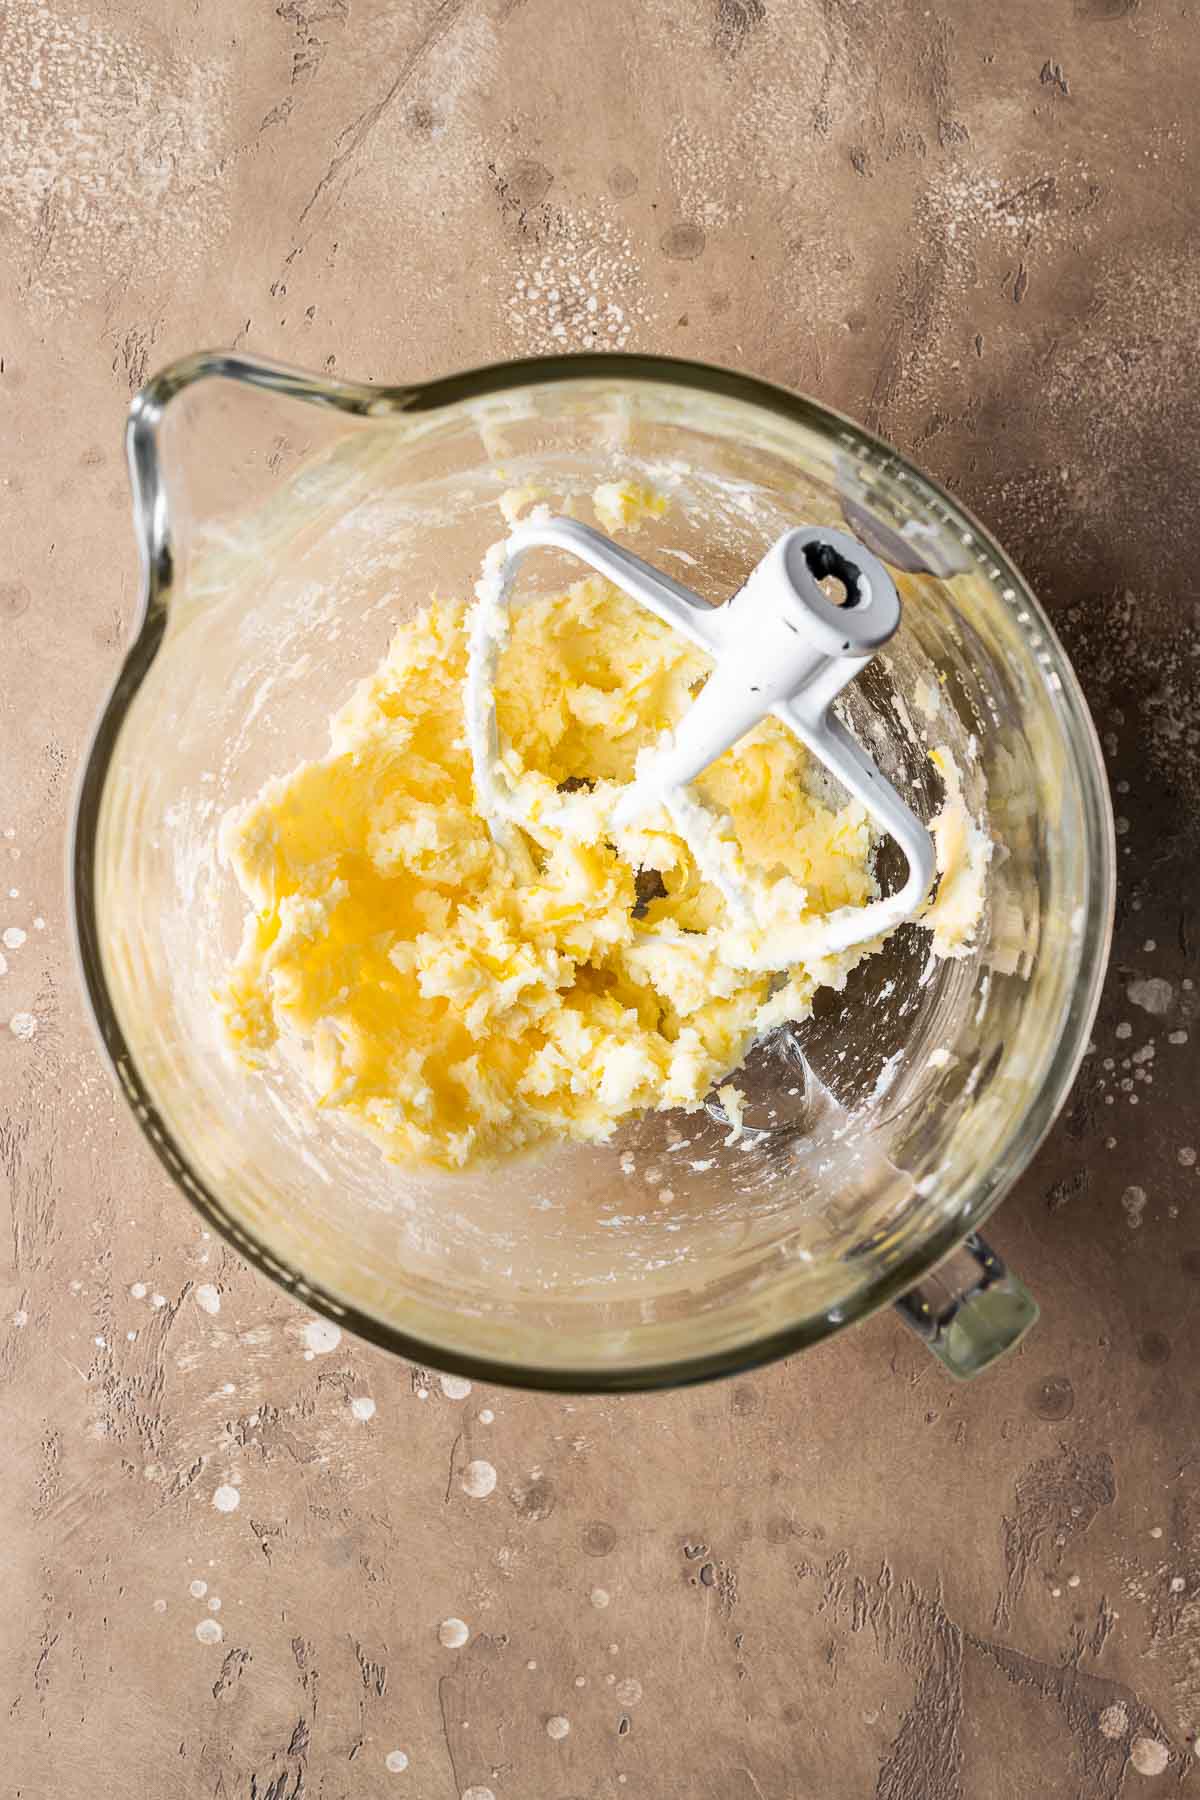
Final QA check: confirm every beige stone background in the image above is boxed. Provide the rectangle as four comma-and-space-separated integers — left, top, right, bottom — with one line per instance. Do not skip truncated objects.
3, 0, 1200, 1794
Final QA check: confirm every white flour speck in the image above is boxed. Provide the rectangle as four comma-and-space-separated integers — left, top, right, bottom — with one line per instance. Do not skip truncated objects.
546, 1715, 571, 1740
615, 1677, 643, 1706
152, 1598, 167, 1614
150, 1293, 167, 1309
438, 1617, 470, 1649
477, 1408, 495, 1424
1178, 1147, 1197, 1167
2, 927, 25, 950
195, 1283, 221, 1315
439, 1373, 472, 1400
1170, 1575, 1186, 1593
461, 1459, 497, 1499
1121, 1186, 1147, 1229
1128, 977, 1173, 1015
461, 1788, 495, 1800
1130, 1737, 1169, 1776
195, 1619, 224, 1645
384, 1750, 409, 1774
212, 1483, 240, 1513
349, 1395, 376, 1422
189, 1579, 208, 1598
221, 1382, 235, 1395
1098, 1703, 1128, 1739
208, 1596, 222, 1612
302, 1318, 341, 1355
590, 1587, 610, 1608
9, 1012, 37, 1039
129, 1282, 147, 1299
33, 917, 44, 930
12, 1309, 28, 1328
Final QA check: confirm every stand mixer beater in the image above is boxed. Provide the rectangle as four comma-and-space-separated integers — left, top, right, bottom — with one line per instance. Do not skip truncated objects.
466, 514, 937, 960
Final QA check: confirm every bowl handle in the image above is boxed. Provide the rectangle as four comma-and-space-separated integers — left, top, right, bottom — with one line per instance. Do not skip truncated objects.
893, 1233, 1038, 1379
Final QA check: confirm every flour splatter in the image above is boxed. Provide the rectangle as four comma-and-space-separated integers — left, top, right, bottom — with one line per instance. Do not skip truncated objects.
195, 1618, 224, 1645
349, 1395, 376, 1422
1128, 978, 1173, 1016
438, 1617, 470, 1649
546, 1715, 571, 1740
1130, 1737, 1169, 1776
0, 1, 233, 314
194, 1283, 221, 1315
439, 1373, 472, 1401
2, 927, 26, 950
505, 205, 652, 354
384, 1750, 409, 1774
461, 1459, 497, 1499
1121, 1186, 1147, 1230
8, 1012, 37, 1040
212, 1483, 240, 1514
302, 1318, 342, 1356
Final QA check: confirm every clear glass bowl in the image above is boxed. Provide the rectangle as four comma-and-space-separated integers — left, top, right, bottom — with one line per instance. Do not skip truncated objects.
72, 353, 1114, 1389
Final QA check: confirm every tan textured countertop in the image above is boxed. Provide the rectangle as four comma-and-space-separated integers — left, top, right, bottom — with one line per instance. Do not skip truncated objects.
3, 2, 1199, 1794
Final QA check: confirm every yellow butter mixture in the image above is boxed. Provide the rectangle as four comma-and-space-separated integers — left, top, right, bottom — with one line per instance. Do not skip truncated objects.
219, 497, 984, 1169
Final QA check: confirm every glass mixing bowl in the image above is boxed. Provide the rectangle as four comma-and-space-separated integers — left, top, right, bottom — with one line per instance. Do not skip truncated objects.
72, 353, 1114, 1390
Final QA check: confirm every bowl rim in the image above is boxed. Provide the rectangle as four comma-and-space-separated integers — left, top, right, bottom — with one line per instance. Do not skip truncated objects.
70, 348, 1116, 1392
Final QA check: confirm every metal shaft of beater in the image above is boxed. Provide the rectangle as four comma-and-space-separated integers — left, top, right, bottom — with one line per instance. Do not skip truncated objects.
611, 526, 900, 828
